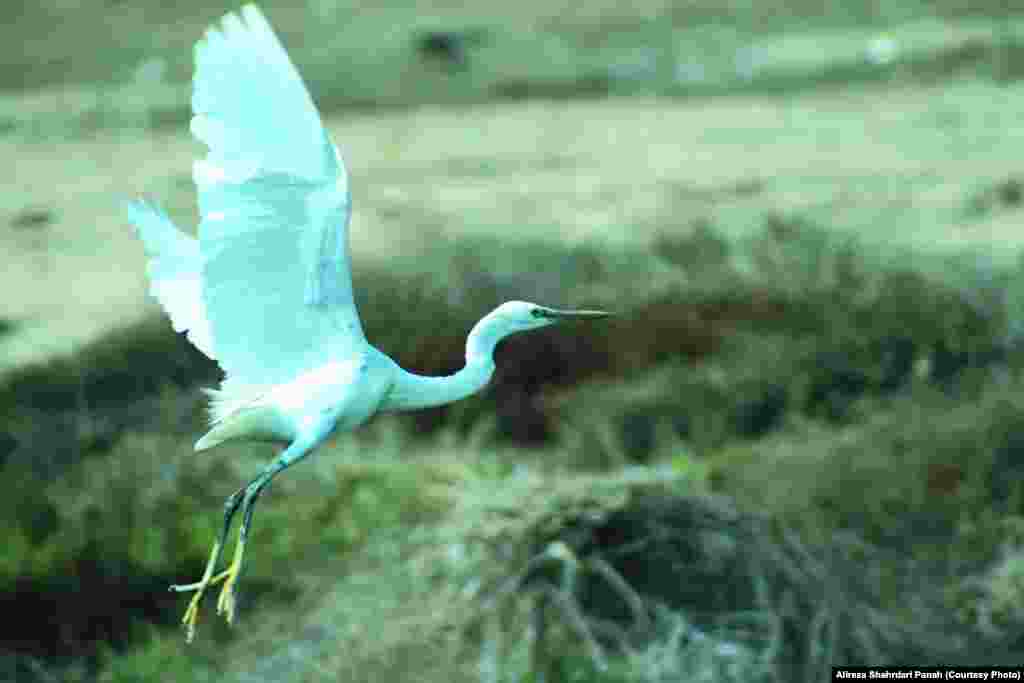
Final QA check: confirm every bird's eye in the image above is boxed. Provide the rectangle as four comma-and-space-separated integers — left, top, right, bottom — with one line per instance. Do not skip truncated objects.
531, 308, 544, 318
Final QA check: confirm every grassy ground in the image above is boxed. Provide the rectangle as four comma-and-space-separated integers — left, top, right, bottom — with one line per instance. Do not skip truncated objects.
5, 2, 1024, 682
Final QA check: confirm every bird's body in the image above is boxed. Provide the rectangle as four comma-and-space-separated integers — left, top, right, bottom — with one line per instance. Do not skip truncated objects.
195, 324, 500, 452
125, 3, 607, 643
196, 354, 386, 451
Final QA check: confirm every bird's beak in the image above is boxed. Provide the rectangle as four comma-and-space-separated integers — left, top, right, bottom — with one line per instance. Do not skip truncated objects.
539, 307, 612, 321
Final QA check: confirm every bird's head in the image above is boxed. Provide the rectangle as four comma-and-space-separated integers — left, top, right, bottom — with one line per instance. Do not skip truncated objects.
465, 301, 611, 363
491, 300, 611, 333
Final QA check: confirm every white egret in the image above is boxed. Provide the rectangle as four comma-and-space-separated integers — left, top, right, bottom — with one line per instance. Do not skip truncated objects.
124, 4, 609, 642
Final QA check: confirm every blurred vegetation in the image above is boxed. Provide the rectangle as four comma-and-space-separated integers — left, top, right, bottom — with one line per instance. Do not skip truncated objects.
9, 212, 1024, 679
5, 0, 1024, 682
2, 0, 1024, 139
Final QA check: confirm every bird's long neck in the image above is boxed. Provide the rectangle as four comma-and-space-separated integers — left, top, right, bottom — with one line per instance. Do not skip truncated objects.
382, 315, 501, 412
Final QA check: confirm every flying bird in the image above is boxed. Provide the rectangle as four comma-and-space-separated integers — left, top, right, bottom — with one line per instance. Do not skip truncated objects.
124, 4, 609, 642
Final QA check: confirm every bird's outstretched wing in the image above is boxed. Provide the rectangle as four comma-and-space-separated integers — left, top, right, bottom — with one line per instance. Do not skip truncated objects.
125, 198, 216, 359
190, 4, 366, 397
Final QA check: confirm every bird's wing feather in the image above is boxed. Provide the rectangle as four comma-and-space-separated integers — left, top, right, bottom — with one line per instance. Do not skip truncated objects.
191, 4, 365, 393
123, 198, 216, 359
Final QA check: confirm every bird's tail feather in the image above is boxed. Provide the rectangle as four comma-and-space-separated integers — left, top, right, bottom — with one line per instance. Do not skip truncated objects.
194, 402, 292, 451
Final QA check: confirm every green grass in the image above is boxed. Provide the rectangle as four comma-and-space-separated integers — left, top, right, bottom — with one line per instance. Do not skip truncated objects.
9, 208, 1024, 679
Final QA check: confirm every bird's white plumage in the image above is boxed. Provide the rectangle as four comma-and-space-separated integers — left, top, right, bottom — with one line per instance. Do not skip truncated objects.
125, 5, 607, 437
191, 5, 329, 181
190, 4, 364, 411
124, 198, 216, 358
193, 353, 392, 451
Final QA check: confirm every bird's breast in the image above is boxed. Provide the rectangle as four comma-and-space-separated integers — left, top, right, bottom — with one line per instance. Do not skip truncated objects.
269, 355, 391, 437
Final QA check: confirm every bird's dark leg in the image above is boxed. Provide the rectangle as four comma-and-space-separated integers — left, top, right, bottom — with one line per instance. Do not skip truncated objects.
170, 436, 319, 641
215, 458, 289, 624
169, 484, 246, 642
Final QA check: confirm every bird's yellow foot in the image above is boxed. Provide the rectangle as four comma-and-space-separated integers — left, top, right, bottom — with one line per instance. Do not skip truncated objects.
180, 587, 206, 644
171, 566, 235, 642
169, 540, 229, 643
216, 539, 246, 624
